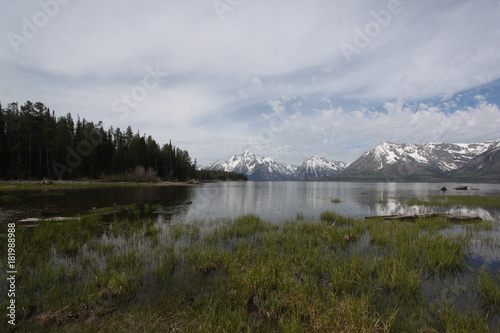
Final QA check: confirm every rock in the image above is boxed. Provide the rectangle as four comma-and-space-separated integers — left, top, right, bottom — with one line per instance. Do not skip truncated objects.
453, 186, 468, 190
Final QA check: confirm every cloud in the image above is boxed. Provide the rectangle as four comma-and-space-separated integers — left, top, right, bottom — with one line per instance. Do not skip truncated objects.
1, 0, 499, 165
232, 97, 500, 165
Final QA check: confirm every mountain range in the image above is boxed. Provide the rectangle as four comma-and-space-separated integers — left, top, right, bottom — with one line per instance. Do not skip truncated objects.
342, 141, 500, 181
204, 150, 346, 181
204, 140, 500, 181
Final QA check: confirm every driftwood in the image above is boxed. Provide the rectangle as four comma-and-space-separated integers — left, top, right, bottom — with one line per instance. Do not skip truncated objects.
18, 217, 80, 223
40, 178, 53, 185
365, 213, 482, 222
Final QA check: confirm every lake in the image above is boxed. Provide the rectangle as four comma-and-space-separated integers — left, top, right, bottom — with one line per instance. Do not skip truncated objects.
2, 181, 500, 331
2, 181, 500, 223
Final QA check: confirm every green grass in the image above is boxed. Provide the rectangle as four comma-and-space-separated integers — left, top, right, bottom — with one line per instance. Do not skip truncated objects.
330, 198, 342, 203
2, 212, 498, 332
374, 199, 388, 204
0, 181, 164, 192
409, 195, 500, 207
478, 266, 500, 313
170, 223, 201, 241
440, 307, 492, 332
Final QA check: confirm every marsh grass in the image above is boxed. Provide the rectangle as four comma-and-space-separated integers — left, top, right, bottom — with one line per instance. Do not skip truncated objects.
441, 307, 492, 332
409, 195, 500, 207
478, 267, 500, 313
3, 212, 499, 332
0, 181, 160, 192
170, 223, 201, 241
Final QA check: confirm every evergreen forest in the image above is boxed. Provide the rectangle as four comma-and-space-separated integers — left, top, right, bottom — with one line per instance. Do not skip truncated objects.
0, 101, 245, 181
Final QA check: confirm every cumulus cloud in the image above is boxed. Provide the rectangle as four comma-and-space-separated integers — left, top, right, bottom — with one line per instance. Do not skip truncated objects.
235, 98, 500, 164
1, 0, 499, 165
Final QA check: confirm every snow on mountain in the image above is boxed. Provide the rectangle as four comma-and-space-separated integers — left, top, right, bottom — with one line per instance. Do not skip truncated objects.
204, 140, 499, 181
453, 145, 500, 180
368, 141, 498, 171
343, 139, 500, 180
204, 150, 298, 181
204, 150, 346, 181
203, 161, 224, 171
295, 156, 347, 179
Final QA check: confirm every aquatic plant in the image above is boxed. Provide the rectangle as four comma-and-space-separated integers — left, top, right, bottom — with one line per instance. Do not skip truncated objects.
478, 266, 500, 313
408, 195, 500, 207
3, 212, 498, 332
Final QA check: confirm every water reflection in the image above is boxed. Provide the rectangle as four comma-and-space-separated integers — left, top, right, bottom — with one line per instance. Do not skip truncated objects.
2, 181, 499, 223
178, 182, 500, 223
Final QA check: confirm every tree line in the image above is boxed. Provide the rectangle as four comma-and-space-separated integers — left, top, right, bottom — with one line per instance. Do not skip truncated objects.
0, 101, 246, 181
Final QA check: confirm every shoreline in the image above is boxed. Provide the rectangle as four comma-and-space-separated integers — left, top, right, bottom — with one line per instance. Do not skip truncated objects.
0, 180, 196, 191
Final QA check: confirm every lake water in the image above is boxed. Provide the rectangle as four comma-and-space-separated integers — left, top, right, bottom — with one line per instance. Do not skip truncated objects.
182, 181, 500, 223
2, 181, 500, 223
2, 181, 499, 329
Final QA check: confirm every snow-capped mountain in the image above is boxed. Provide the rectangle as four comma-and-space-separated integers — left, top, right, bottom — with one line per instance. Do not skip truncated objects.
342, 140, 500, 181
205, 150, 298, 181
295, 156, 347, 179
205, 140, 500, 181
204, 150, 347, 181
453, 146, 500, 180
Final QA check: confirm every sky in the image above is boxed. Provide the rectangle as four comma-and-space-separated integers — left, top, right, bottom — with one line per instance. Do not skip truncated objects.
1, 0, 500, 166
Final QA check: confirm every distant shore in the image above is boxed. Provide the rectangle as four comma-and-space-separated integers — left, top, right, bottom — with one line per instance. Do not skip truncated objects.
0, 180, 197, 191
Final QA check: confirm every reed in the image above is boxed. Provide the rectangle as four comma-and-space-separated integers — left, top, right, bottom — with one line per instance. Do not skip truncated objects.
377, 254, 422, 298
409, 195, 500, 207
478, 266, 500, 312
170, 223, 201, 241
440, 307, 491, 332
416, 233, 469, 275
3, 211, 497, 332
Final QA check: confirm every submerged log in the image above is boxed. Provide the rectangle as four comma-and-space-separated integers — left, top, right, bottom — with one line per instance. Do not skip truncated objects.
445, 214, 482, 222
365, 213, 482, 222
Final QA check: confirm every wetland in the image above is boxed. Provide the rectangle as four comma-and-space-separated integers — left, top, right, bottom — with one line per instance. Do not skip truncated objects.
1, 181, 500, 332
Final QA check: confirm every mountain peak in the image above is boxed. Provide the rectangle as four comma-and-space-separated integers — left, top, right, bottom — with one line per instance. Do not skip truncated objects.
204, 152, 346, 180
343, 139, 500, 181
296, 155, 347, 179
242, 149, 253, 155
204, 139, 500, 182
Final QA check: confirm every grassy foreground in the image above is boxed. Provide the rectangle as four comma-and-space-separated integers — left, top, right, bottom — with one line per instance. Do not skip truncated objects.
1, 212, 499, 332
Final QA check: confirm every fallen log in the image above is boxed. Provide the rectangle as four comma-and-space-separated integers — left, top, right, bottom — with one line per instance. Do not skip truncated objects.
365, 213, 482, 222
18, 217, 80, 223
